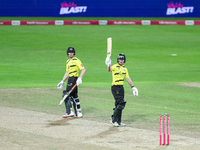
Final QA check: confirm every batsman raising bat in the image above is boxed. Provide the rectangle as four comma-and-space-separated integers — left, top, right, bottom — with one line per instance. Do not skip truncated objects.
105, 38, 138, 127
57, 47, 86, 118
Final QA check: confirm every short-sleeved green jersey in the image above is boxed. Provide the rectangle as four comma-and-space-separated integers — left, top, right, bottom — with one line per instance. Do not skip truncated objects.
66, 57, 84, 77
111, 64, 129, 85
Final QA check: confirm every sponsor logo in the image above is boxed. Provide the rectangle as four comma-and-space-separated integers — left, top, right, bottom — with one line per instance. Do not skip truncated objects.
158, 21, 178, 25
12, 20, 20, 25
166, 2, 194, 15
142, 20, 151, 25
113, 21, 136, 25
26, 21, 49, 25
55, 20, 64, 25
99, 20, 107, 25
185, 20, 194, 25
71, 21, 91, 25
60, 2, 87, 15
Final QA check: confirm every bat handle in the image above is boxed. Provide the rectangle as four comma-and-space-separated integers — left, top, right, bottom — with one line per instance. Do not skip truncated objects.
58, 83, 77, 106
72, 83, 77, 89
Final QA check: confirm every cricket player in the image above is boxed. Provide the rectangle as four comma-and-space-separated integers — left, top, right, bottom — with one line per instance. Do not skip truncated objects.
105, 53, 138, 127
57, 47, 86, 118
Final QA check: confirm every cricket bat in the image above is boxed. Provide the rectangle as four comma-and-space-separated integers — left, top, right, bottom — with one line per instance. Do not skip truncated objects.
58, 83, 77, 106
107, 37, 112, 57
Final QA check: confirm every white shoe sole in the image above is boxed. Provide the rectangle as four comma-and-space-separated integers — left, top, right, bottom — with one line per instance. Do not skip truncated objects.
113, 124, 119, 127
119, 124, 126, 127
62, 115, 75, 118
110, 120, 119, 127
75, 116, 83, 118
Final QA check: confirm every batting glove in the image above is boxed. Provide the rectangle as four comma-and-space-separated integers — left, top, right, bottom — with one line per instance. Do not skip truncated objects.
132, 87, 138, 96
105, 56, 111, 67
105, 56, 110, 63
57, 80, 65, 89
76, 77, 82, 86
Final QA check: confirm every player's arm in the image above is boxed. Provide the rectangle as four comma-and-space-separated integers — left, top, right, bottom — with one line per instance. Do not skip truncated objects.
105, 56, 112, 72
76, 61, 86, 86
76, 68, 86, 86
126, 77, 134, 87
57, 71, 69, 89
106, 37, 112, 72
108, 66, 112, 72
126, 77, 138, 96
79, 68, 86, 78
62, 71, 69, 82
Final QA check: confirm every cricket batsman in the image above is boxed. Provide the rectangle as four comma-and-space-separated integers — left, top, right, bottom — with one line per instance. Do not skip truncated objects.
105, 53, 138, 127
57, 47, 86, 118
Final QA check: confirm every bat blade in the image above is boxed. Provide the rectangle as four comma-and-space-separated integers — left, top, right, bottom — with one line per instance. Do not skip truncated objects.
59, 94, 69, 106
107, 37, 112, 57
58, 83, 77, 106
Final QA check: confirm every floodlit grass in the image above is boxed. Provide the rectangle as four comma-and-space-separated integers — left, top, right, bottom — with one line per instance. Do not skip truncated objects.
0, 17, 200, 137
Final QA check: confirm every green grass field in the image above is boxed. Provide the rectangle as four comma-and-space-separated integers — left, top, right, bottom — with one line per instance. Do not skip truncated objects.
0, 17, 200, 137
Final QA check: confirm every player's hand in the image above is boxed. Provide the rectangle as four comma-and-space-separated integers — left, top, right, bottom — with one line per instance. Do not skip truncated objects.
57, 80, 65, 89
76, 77, 82, 86
105, 56, 110, 63
132, 87, 138, 96
105, 56, 111, 67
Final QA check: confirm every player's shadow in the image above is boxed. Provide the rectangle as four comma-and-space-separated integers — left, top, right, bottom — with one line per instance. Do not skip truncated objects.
45, 118, 74, 127
86, 127, 119, 139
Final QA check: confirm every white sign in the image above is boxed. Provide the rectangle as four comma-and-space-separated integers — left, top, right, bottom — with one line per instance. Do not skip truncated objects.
185, 20, 194, 25
99, 20, 108, 25
142, 20, 151, 25
12, 20, 20, 25
55, 20, 64, 25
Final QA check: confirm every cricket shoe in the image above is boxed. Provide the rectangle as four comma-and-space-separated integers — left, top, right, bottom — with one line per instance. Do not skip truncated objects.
119, 123, 126, 127
75, 112, 83, 118
110, 120, 119, 127
62, 111, 75, 118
